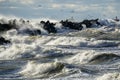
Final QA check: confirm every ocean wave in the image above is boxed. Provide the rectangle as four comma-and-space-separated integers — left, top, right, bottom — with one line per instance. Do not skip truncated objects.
19, 61, 65, 78
0, 35, 119, 60
75, 28, 120, 40
0, 17, 120, 79
0, 17, 119, 36
97, 72, 120, 80
68, 50, 97, 64
68, 51, 120, 65
89, 53, 120, 64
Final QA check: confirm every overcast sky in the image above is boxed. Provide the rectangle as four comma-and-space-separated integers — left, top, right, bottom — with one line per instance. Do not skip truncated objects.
0, 0, 119, 21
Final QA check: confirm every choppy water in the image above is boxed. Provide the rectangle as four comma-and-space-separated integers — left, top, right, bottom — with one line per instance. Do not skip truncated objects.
0, 18, 120, 80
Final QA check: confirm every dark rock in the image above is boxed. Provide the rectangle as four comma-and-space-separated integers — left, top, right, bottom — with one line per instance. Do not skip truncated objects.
114, 16, 119, 22
81, 19, 100, 28
60, 20, 83, 30
40, 20, 57, 33
40, 21, 46, 24
0, 37, 11, 45
0, 23, 15, 32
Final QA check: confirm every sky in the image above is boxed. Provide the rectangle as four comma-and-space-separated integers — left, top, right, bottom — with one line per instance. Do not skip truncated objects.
0, 0, 120, 21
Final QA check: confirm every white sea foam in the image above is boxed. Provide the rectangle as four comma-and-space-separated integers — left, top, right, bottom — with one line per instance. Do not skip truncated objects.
0, 17, 120, 79
19, 61, 64, 78
67, 50, 98, 64
97, 72, 120, 80
0, 34, 119, 60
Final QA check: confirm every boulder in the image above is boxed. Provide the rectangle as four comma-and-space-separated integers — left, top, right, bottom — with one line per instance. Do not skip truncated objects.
0, 37, 11, 45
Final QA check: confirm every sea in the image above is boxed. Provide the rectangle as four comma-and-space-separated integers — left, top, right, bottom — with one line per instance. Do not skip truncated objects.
0, 0, 120, 80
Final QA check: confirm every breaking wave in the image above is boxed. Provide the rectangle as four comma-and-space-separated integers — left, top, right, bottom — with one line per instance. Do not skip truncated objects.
19, 61, 65, 78
0, 17, 120, 79
97, 72, 120, 80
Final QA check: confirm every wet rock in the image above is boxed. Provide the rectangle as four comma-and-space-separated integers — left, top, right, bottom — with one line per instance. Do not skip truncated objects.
81, 18, 100, 28
113, 16, 119, 22
0, 37, 11, 45
60, 19, 100, 30
40, 20, 57, 33
0, 23, 15, 32
60, 20, 83, 30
